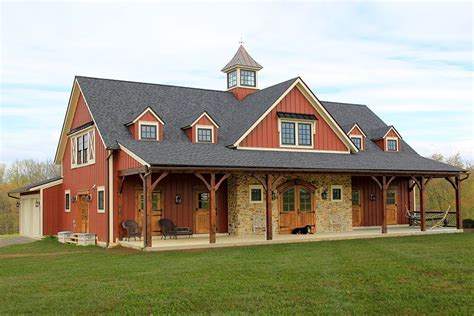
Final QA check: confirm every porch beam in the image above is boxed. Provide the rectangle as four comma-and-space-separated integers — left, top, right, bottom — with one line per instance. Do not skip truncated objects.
119, 166, 147, 177
194, 173, 211, 191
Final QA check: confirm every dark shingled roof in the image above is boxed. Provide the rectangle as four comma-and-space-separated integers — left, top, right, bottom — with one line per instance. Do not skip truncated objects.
75, 76, 463, 174
221, 45, 263, 72
9, 176, 62, 194
369, 125, 399, 140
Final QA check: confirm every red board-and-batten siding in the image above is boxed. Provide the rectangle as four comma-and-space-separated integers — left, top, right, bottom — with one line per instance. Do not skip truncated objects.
184, 115, 218, 144
42, 184, 62, 236
60, 91, 108, 241
239, 87, 348, 151
375, 129, 400, 152
348, 126, 365, 150
128, 111, 164, 141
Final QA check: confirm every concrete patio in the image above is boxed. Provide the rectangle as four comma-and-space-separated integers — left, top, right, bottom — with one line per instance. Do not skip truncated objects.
118, 225, 462, 251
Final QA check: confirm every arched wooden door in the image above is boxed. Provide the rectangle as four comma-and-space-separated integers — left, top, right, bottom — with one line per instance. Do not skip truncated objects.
279, 182, 315, 234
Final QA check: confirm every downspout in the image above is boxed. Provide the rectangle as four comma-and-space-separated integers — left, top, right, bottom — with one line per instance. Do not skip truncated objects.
106, 150, 113, 247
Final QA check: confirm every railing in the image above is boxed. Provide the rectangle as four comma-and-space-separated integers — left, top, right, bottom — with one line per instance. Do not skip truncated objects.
411, 211, 457, 227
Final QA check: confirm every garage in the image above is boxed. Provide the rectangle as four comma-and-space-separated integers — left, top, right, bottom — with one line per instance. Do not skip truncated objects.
19, 194, 41, 238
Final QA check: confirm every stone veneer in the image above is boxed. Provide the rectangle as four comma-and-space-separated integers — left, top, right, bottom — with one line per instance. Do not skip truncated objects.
227, 173, 352, 236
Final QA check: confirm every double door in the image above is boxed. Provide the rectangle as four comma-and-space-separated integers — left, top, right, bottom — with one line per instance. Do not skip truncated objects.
279, 186, 315, 233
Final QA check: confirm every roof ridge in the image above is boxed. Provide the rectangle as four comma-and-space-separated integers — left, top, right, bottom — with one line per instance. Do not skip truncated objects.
321, 100, 368, 107
76, 75, 230, 94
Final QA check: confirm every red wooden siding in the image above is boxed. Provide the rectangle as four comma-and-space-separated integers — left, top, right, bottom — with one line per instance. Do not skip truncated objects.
116, 149, 143, 170
60, 91, 108, 241
239, 87, 348, 151
119, 174, 228, 235
42, 184, 62, 236
129, 111, 163, 141
352, 177, 412, 226
184, 115, 218, 144
71, 93, 92, 129
374, 129, 400, 151
231, 87, 257, 101
348, 126, 365, 151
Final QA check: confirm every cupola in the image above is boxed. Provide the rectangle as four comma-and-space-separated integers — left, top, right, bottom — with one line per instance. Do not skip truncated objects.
222, 44, 262, 101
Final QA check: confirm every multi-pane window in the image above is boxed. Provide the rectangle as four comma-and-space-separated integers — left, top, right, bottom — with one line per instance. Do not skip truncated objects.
141, 124, 157, 140
351, 137, 362, 150
281, 121, 313, 147
352, 190, 360, 206
387, 139, 398, 151
299, 189, 312, 212
298, 123, 312, 146
281, 122, 296, 145
77, 134, 88, 165
240, 70, 256, 87
386, 191, 396, 205
249, 186, 263, 203
332, 186, 342, 201
97, 187, 105, 213
197, 128, 212, 143
227, 70, 237, 88
198, 192, 209, 209
282, 188, 295, 212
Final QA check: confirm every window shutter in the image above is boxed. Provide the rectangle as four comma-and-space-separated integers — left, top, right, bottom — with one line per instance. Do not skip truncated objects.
71, 137, 76, 166
88, 130, 95, 162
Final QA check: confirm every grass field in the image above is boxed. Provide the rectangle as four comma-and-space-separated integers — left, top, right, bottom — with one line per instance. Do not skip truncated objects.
0, 234, 473, 315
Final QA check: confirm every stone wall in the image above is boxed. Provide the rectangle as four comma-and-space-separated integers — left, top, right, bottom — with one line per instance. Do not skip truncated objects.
227, 173, 352, 236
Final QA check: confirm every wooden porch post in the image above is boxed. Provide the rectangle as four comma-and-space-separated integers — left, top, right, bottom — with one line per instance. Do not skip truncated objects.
419, 176, 426, 231
195, 173, 231, 244
266, 174, 273, 241
371, 175, 396, 234
446, 174, 469, 229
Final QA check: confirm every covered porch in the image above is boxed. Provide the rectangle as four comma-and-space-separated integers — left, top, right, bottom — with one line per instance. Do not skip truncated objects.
118, 225, 462, 251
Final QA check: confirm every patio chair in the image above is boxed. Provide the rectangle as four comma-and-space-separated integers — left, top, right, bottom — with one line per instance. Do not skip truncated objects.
121, 220, 142, 241
159, 218, 193, 239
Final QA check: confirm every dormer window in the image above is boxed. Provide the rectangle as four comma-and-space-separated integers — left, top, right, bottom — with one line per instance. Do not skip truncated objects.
139, 122, 159, 141
350, 136, 362, 150
278, 112, 317, 148
240, 70, 256, 87
386, 138, 398, 152
197, 126, 213, 143
346, 123, 366, 151
227, 70, 237, 88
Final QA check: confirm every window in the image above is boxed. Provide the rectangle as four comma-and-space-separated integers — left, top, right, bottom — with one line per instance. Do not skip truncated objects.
282, 188, 295, 212
65, 190, 70, 212
227, 70, 237, 88
298, 123, 312, 146
197, 127, 213, 143
71, 129, 95, 168
351, 136, 362, 150
249, 185, 263, 203
240, 70, 256, 87
352, 190, 360, 206
97, 186, 105, 213
331, 185, 343, 202
281, 122, 296, 145
198, 192, 209, 209
280, 121, 314, 147
140, 124, 157, 140
386, 191, 396, 205
299, 188, 312, 212
139, 192, 161, 210
387, 139, 398, 151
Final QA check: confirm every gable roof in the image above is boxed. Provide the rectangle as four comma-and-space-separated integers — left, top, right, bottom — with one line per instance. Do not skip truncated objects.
369, 125, 402, 140
69, 76, 463, 174
221, 45, 263, 72
125, 106, 165, 126
343, 123, 367, 137
181, 111, 220, 129
10, 176, 63, 194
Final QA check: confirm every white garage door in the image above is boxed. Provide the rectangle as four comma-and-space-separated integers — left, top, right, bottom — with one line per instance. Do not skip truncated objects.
19, 194, 41, 238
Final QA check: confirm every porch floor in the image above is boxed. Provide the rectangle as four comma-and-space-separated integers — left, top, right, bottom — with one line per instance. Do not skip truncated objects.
118, 225, 462, 251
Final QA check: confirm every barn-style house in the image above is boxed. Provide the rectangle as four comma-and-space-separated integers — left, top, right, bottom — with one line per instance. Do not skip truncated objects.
10, 45, 468, 249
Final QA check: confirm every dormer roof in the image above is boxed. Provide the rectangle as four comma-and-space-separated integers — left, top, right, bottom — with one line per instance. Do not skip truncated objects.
125, 106, 165, 126
221, 45, 263, 72
369, 125, 401, 140
181, 111, 220, 129
343, 123, 367, 137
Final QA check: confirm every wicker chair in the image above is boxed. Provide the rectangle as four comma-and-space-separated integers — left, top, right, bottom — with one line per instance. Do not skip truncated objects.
159, 218, 193, 239
121, 220, 142, 241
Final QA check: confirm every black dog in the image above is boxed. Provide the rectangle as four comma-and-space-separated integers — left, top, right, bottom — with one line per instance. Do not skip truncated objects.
291, 225, 312, 235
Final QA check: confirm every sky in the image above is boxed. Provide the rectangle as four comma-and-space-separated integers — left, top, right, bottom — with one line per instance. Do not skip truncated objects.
0, 1, 473, 165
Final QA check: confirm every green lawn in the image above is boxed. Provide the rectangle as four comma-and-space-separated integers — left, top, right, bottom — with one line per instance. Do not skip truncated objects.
1, 234, 473, 315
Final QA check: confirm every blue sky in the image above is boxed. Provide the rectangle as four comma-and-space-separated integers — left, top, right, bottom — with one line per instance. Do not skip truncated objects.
0, 1, 472, 164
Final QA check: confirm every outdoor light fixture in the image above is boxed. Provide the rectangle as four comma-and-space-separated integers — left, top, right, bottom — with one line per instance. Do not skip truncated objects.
175, 195, 182, 204
35, 200, 40, 208
71, 195, 77, 203
16, 201, 20, 208
86, 194, 93, 202
321, 189, 328, 200
370, 193, 376, 201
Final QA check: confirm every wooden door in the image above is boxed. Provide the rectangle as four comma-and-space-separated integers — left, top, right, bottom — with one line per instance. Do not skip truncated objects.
352, 189, 362, 226
386, 189, 398, 225
194, 190, 210, 234
135, 190, 163, 235
77, 194, 89, 233
279, 186, 315, 233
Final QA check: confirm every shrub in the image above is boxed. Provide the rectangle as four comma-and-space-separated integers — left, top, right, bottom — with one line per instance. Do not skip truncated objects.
462, 219, 474, 228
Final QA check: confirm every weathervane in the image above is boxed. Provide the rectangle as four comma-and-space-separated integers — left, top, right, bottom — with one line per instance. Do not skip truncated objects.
239, 35, 244, 45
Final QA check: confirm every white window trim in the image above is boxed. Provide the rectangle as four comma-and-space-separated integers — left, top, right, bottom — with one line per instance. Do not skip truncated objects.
71, 127, 96, 169
278, 118, 316, 149
65, 190, 71, 212
139, 121, 160, 141
249, 185, 264, 203
195, 125, 214, 143
385, 137, 399, 152
331, 185, 343, 202
349, 134, 363, 151
97, 186, 105, 213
